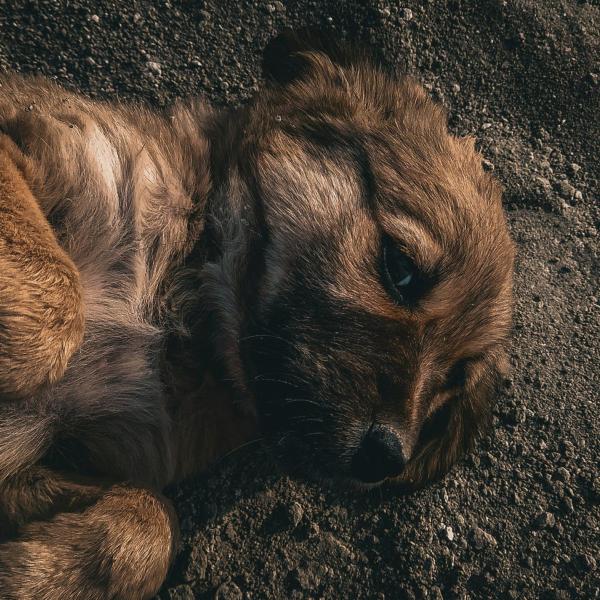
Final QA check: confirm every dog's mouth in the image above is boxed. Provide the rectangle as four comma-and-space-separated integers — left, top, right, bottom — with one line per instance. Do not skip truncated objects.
259, 411, 414, 488
241, 338, 418, 487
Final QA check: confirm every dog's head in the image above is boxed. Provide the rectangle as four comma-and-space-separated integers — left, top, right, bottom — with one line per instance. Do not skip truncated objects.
204, 31, 514, 489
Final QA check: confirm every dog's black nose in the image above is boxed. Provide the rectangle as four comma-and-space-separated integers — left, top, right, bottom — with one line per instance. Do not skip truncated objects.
351, 424, 409, 483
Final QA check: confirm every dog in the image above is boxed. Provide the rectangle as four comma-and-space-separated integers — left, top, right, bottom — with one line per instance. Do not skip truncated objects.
0, 31, 514, 599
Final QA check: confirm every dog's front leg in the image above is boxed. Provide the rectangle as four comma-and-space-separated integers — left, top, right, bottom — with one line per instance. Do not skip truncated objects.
0, 135, 84, 400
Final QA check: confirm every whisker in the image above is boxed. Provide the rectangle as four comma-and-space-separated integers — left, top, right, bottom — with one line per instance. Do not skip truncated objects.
239, 333, 292, 345
284, 398, 322, 408
253, 375, 301, 389
216, 437, 264, 463
289, 416, 323, 424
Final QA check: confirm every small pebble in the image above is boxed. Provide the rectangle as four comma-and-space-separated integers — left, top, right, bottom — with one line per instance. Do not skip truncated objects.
183, 546, 208, 582
400, 8, 413, 20
555, 467, 571, 482
424, 556, 436, 573
288, 501, 304, 528
224, 521, 236, 540
560, 497, 574, 514
89, 14, 100, 23
146, 61, 162, 76
168, 584, 194, 600
534, 511, 556, 529
572, 553, 597, 573
560, 440, 575, 457
214, 581, 242, 600
292, 566, 321, 591
471, 527, 497, 550
536, 175, 552, 189
557, 180, 576, 199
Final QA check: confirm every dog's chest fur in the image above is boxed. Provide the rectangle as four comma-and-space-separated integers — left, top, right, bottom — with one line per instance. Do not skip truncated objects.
0, 75, 215, 485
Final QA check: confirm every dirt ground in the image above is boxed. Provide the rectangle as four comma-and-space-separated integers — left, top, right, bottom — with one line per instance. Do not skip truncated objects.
1, 0, 598, 598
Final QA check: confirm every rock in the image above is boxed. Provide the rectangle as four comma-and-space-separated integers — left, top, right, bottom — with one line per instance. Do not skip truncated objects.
555, 467, 571, 482
560, 440, 575, 458
482, 159, 495, 171
536, 176, 552, 189
572, 553, 597, 573
503, 408, 526, 426
85, 57, 96, 66
214, 581, 242, 600
556, 180, 576, 200
224, 521, 236, 540
291, 566, 321, 591
471, 527, 497, 550
444, 526, 455, 542
146, 61, 162, 76
168, 585, 195, 600
534, 511, 556, 529
451, 83, 461, 93
568, 162, 581, 175
288, 501, 304, 528
423, 556, 436, 573
268, 501, 304, 532
590, 476, 600, 501
89, 14, 100, 23
430, 586, 443, 600
560, 497, 574, 514
400, 8, 413, 20
184, 546, 209, 581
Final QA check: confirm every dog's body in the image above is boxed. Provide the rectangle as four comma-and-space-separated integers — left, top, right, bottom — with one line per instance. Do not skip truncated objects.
0, 33, 514, 599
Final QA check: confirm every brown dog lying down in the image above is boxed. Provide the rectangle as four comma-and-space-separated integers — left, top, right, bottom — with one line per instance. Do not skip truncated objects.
0, 31, 514, 599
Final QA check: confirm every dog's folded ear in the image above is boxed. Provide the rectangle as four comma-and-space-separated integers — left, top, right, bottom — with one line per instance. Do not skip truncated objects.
262, 28, 346, 85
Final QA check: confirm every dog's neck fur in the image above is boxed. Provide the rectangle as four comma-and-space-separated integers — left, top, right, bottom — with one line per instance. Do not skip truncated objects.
160, 102, 261, 479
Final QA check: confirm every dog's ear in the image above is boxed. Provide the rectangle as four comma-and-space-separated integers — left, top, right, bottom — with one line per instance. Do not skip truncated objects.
262, 29, 345, 85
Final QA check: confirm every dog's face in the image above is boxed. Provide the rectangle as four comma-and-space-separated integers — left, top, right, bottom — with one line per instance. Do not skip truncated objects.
208, 32, 514, 489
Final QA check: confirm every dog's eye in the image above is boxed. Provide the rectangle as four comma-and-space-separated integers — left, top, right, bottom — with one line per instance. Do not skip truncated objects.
382, 241, 416, 303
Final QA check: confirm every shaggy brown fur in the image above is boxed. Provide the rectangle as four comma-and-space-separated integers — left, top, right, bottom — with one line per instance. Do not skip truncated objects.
0, 31, 514, 598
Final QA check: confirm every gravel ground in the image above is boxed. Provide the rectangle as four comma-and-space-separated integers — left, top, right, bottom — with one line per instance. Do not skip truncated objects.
1, 1, 598, 598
